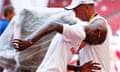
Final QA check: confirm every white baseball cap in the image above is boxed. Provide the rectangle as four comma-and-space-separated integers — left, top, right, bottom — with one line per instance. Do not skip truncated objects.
65, 0, 95, 10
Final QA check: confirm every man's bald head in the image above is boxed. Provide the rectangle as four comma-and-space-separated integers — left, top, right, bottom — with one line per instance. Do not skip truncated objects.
84, 19, 107, 45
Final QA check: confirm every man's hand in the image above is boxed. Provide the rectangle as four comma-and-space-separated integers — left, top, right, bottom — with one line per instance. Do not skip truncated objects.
79, 61, 101, 72
12, 39, 32, 51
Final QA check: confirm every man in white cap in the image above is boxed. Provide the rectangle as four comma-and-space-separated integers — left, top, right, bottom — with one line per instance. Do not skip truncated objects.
12, 0, 111, 72
65, 0, 112, 72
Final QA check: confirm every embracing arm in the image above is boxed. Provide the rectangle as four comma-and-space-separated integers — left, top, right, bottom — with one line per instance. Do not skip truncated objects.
67, 61, 101, 72
31, 23, 63, 43
12, 23, 63, 51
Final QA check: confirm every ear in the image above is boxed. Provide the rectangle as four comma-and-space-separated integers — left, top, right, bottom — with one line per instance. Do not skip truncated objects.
85, 5, 91, 14
86, 4, 89, 9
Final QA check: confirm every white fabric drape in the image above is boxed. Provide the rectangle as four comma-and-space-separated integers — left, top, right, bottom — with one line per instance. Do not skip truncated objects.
0, 8, 75, 72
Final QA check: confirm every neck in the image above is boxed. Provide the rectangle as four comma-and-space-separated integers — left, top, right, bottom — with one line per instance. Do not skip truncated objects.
88, 13, 97, 22
5, 17, 10, 21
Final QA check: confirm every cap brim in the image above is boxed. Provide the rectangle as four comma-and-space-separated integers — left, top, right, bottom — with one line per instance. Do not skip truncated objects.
65, 3, 81, 10
64, 1, 95, 10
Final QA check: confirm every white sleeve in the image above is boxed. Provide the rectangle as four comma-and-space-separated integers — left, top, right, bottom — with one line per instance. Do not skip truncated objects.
62, 24, 86, 42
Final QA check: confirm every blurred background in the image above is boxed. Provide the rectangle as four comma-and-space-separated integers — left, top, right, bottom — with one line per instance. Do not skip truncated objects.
0, 0, 120, 72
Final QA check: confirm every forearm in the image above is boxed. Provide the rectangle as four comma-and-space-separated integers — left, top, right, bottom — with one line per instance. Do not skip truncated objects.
67, 64, 81, 71
31, 23, 63, 43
